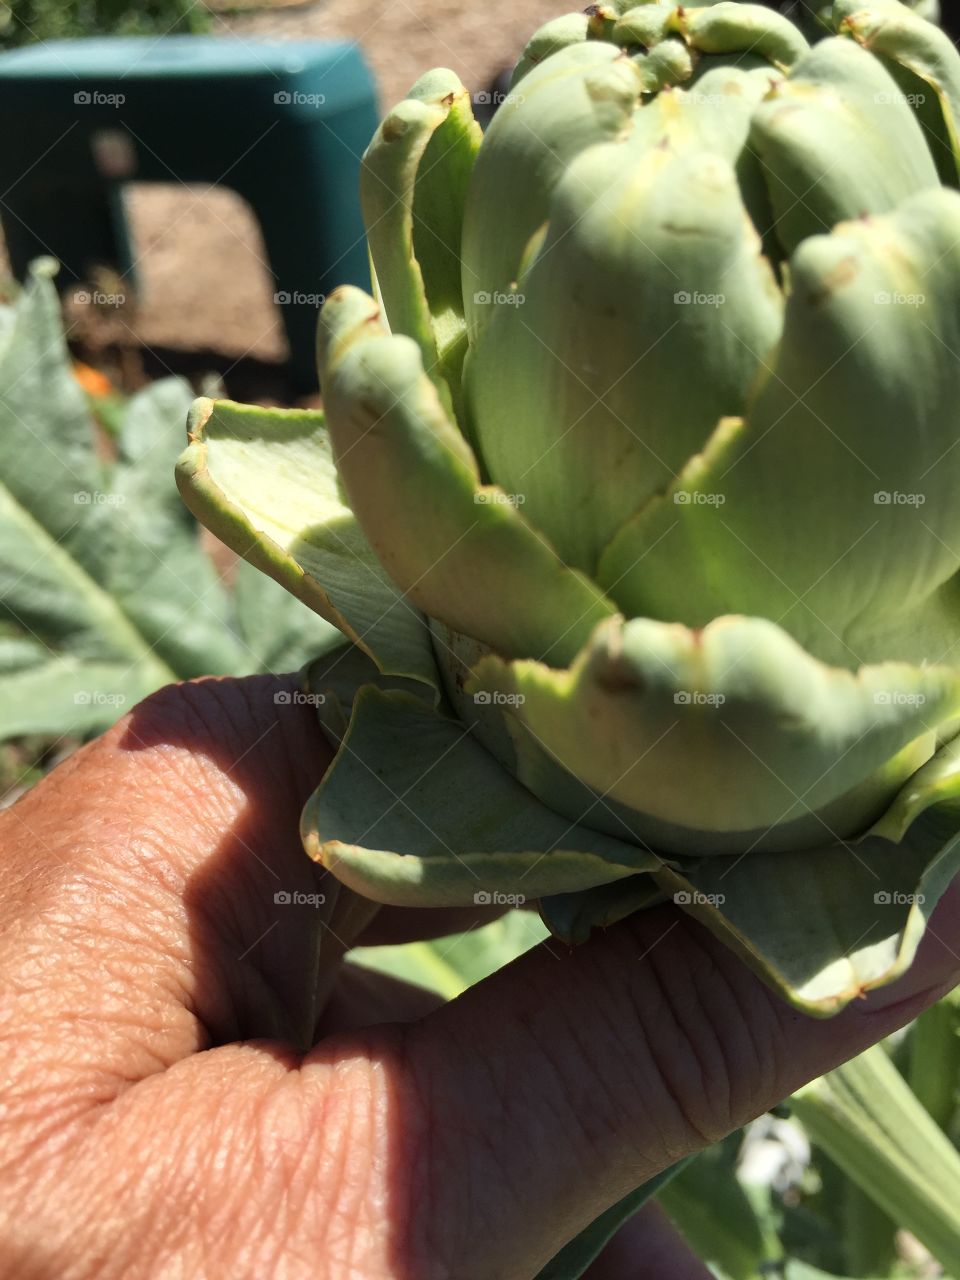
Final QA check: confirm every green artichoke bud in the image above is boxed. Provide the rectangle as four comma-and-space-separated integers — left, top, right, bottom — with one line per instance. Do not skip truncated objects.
790, 0, 940, 40
179, 1, 960, 1015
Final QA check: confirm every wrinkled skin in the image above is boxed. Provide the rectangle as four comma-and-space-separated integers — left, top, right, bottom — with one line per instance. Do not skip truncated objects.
2, 675, 959, 1279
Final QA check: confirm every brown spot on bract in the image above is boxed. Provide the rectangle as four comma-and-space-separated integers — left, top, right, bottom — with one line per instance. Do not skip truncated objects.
806, 255, 859, 306
382, 114, 408, 142
596, 661, 643, 694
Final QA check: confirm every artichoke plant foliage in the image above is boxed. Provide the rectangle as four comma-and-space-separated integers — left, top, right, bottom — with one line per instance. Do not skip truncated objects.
179, 0, 960, 1015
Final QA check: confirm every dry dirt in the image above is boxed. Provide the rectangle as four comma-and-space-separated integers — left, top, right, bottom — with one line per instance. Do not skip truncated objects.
0, 0, 566, 399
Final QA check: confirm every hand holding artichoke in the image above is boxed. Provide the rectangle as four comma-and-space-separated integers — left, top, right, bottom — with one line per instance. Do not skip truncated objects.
179, 0, 960, 1015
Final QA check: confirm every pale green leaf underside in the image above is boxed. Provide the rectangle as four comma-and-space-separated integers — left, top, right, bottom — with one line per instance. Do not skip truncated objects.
175, 397, 438, 692
301, 687, 660, 908
654, 798, 960, 1015
300, 634, 960, 1013
532, 728, 960, 1013
540, 875, 665, 947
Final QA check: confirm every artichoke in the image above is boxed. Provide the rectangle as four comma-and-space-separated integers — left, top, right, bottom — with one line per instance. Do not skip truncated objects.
789, 0, 941, 37
179, 0, 960, 1015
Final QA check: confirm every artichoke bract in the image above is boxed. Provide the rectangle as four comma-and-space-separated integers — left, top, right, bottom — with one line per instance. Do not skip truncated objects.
179, 0, 960, 1015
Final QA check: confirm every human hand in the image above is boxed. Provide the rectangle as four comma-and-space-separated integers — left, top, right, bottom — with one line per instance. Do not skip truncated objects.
2, 676, 958, 1279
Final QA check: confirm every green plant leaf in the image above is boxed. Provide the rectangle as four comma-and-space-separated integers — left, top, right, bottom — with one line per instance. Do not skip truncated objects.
599, 188, 960, 671
657, 1136, 774, 1280
534, 1159, 695, 1280
465, 138, 783, 575
655, 802, 960, 1015
361, 67, 481, 416
836, 0, 960, 184
750, 36, 939, 254
349, 910, 548, 998
0, 264, 249, 738
792, 1044, 960, 1274
463, 43, 644, 344
469, 614, 960, 853
839, 1182, 898, 1278
317, 287, 616, 666
232, 558, 340, 675
302, 686, 660, 907
908, 986, 960, 1135
176, 395, 439, 691
0, 656, 162, 739
0, 264, 338, 741
105, 376, 247, 680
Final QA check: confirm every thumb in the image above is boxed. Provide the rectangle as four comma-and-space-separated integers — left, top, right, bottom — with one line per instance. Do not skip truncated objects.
0, 674, 335, 1076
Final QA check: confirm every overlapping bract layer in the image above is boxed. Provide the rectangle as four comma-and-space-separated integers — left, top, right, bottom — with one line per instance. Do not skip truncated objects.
179, 1, 960, 1013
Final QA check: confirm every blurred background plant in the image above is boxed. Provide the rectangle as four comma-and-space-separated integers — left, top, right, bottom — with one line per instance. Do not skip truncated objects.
0, 262, 338, 802
0, 0, 211, 45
